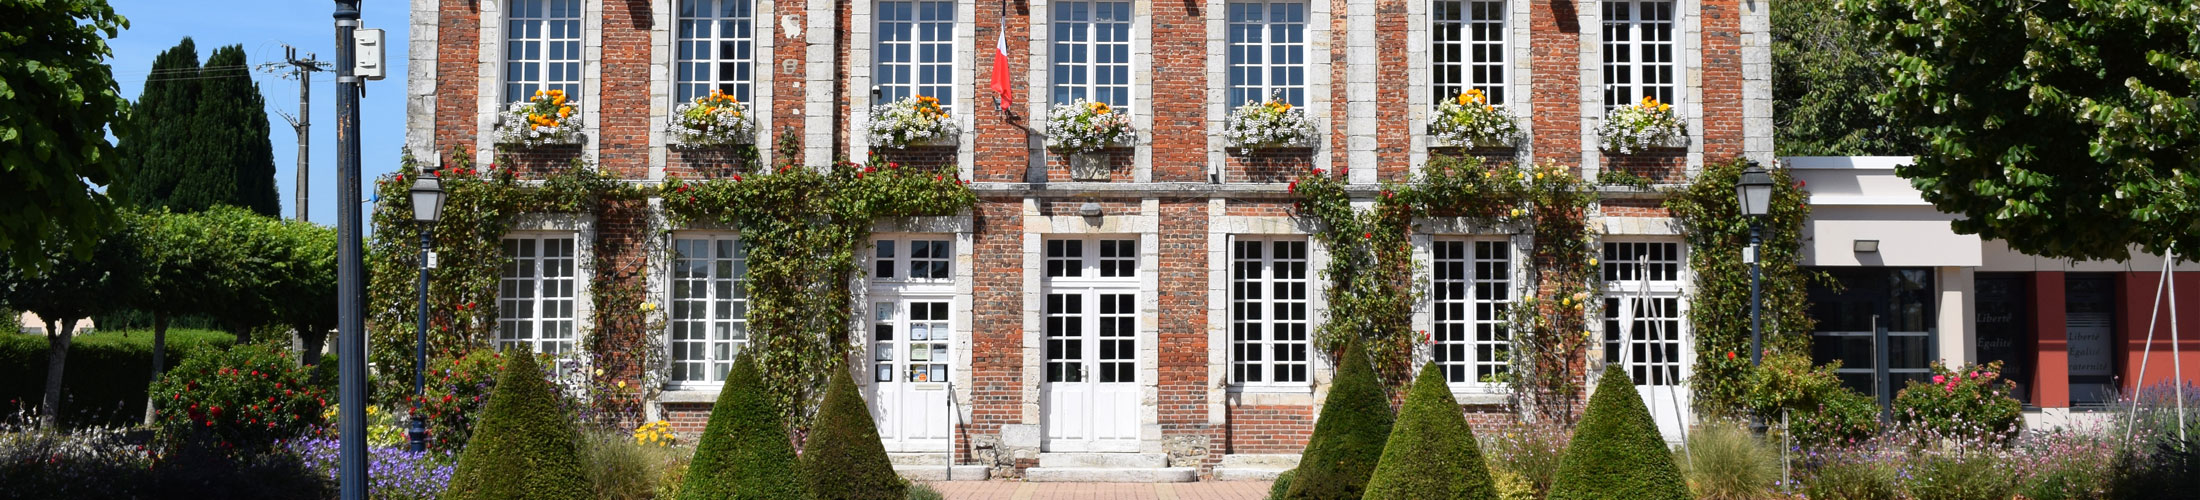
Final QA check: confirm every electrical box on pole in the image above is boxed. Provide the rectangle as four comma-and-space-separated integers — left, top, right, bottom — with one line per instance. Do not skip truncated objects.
353, 28, 386, 80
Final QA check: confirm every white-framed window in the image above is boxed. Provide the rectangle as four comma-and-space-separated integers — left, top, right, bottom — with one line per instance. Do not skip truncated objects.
1225, 0, 1308, 106
498, 235, 579, 356
873, 237, 953, 282
504, 0, 583, 101
1432, 0, 1508, 106
1051, 1, 1134, 109
875, 0, 957, 111
675, 0, 758, 103
1042, 236, 1139, 384
1601, 0, 1677, 109
668, 235, 748, 386
1601, 241, 1685, 386
1231, 238, 1311, 386
1432, 239, 1511, 386
1045, 238, 1138, 279
872, 299, 952, 383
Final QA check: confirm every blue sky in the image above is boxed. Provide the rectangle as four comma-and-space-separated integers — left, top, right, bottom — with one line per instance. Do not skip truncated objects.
107, 0, 412, 227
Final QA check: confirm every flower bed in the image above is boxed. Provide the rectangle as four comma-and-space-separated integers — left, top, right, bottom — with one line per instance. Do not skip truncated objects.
868, 95, 959, 149
494, 89, 584, 148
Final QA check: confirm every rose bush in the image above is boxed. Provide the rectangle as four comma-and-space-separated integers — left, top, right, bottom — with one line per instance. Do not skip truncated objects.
148, 344, 328, 452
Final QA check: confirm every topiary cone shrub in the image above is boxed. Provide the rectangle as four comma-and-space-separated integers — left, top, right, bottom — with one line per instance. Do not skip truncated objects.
1362, 362, 1496, 499
801, 366, 907, 499
1282, 341, 1395, 500
446, 350, 591, 500
1547, 367, 1689, 500
678, 353, 803, 499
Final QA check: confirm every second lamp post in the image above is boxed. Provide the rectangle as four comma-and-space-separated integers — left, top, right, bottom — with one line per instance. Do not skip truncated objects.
1734, 161, 1774, 367
408, 170, 447, 452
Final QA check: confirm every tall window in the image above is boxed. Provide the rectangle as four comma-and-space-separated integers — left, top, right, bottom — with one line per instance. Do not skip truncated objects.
676, 0, 757, 103
505, 0, 582, 101
1602, 242, 1684, 386
669, 236, 748, 385
1226, 0, 1308, 106
1051, 1, 1133, 108
499, 236, 578, 355
876, 0, 956, 111
1433, 0, 1508, 105
1601, 0, 1675, 109
1432, 240, 1511, 386
1231, 239, 1311, 385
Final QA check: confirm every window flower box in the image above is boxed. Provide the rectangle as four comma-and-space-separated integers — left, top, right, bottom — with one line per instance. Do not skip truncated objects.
1596, 96, 1689, 155
1224, 97, 1320, 151
1045, 99, 1135, 155
1428, 89, 1523, 149
868, 95, 961, 150
494, 89, 585, 149
667, 89, 756, 147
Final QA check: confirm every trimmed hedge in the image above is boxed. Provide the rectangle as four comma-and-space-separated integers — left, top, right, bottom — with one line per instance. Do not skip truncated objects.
1362, 362, 1495, 499
1283, 341, 1395, 499
678, 354, 803, 500
0, 329, 234, 427
800, 367, 906, 499
446, 351, 591, 500
1547, 368, 1689, 500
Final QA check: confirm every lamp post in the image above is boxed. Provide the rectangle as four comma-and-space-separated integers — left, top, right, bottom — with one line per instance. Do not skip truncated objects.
1734, 161, 1774, 367
408, 170, 447, 453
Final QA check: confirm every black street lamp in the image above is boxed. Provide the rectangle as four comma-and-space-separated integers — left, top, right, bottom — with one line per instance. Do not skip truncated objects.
1734, 160, 1774, 367
408, 169, 447, 453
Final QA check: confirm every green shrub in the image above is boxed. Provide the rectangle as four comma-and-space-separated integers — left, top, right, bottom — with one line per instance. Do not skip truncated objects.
802, 367, 907, 499
680, 354, 803, 499
1892, 361, 2023, 443
1800, 456, 1900, 500
906, 482, 945, 500
1362, 362, 1495, 499
1489, 467, 1536, 500
1901, 448, 2018, 500
2012, 428, 2120, 500
1745, 353, 1878, 449
1282, 341, 1394, 499
445, 351, 590, 500
1678, 420, 1779, 500
1482, 420, 1572, 497
0, 329, 234, 428
581, 431, 685, 500
418, 348, 505, 452
1546, 368, 1689, 500
147, 343, 327, 452
1268, 469, 1296, 500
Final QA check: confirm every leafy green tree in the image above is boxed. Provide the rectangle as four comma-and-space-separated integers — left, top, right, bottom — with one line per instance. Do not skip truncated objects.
800, 367, 906, 500
679, 354, 803, 500
1771, 0, 1923, 156
114, 40, 280, 217
447, 350, 591, 500
1842, 0, 2200, 261
0, 228, 143, 429
1283, 341, 1395, 500
1362, 362, 1497, 499
1547, 368, 1690, 500
0, 0, 130, 272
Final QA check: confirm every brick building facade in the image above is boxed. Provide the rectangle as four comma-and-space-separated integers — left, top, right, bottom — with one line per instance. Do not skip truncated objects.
404, 0, 1773, 480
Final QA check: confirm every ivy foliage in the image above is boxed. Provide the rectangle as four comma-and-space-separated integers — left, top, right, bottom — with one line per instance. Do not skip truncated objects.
1841, 0, 2200, 261
1663, 159, 1823, 419
1291, 156, 1603, 422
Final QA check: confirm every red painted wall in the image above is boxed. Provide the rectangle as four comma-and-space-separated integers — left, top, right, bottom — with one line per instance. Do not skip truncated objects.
2119, 272, 2200, 394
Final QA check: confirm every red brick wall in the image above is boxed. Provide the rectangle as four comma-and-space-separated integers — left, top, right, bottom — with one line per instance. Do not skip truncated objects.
1157, 198, 1214, 471
1037, 199, 1140, 217
1149, 0, 1206, 183
500, 144, 586, 179
434, 1, 481, 155
968, 199, 1025, 439
1698, 0, 1742, 162
599, 0, 652, 178
1604, 149, 1689, 184
1529, 0, 1582, 167
873, 145, 960, 172
1602, 198, 1670, 218
666, 147, 759, 180
1041, 148, 1138, 183
1224, 404, 1314, 453
1462, 405, 1518, 436
1429, 147, 1522, 170
663, 402, 713, 437
973, 1, 1032, 182
1225, 149, 1317, 183
772, 0, 808, 157
1374, 0, 1410, 182
1224, 200, 1295, 217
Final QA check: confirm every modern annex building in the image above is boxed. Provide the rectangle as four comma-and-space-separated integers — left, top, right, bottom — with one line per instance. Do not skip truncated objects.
402, 0, 2197, 481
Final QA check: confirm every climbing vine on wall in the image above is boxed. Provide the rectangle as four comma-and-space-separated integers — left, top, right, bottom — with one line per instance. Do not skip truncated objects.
1292, 156, 1606, 422
1664, 158, 1820, 419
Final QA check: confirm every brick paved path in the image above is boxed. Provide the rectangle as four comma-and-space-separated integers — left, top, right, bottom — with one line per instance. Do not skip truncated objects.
921, 481, 1274, 500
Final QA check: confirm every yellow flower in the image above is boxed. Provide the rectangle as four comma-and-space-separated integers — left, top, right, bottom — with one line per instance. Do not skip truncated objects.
1485, 105, 1495, 112
1657, 103, 1671, 113
558, 106, 573, 118
641, 302, 658, 312
1589, 257, 1599, 266
594, 367, 606, 376
616, 380, 628, 389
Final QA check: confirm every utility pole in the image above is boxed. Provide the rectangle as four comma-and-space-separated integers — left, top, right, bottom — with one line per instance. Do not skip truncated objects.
333, 1, 366, 499
269, 46, 329, 221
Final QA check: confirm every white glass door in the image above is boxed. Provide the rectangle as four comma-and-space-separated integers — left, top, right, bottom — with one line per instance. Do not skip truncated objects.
870, 299, 953, 452
1041, 290, 1140, 452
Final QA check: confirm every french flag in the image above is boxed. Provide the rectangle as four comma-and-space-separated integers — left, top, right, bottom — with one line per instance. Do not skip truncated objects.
991, 21, 1012, 112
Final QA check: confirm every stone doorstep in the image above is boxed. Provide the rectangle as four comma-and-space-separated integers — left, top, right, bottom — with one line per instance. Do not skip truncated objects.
1036, 452, 1168, 469
892, 464, 993, 481
1023, 453, 1196, 482
888, 452, 954, 466
1211, 453, 1301, 481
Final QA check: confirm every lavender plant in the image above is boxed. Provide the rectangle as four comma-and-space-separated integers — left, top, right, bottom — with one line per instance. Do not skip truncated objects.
289, 437, 454, 500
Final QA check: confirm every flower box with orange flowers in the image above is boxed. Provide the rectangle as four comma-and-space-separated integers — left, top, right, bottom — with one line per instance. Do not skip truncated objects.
1429, 89, 1523, 149
1596, 95, 1689, 155
1044, 98, 1135, 155
868, 94, 961, 149
494, 89, 586, 148
668, 89, 757, 147
1223, 95, 1320, 150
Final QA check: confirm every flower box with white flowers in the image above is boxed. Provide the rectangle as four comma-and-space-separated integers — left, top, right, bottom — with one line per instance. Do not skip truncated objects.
1224, 97, 1320, 152
494, 89, 585, 149
1596, 96, 1689, 155
868, 95, 961, 149
667, 89, 757, 148
1429, 89, 1524, 149
1045, 99, 1136, 180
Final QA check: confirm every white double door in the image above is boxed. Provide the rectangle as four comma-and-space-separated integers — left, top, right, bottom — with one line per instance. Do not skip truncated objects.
870, 298, 954, 452
1041, 289, 1142, 452
1604, 295, 1693, 442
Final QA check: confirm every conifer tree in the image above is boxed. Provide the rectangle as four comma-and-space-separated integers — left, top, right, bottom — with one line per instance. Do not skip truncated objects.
1283, 341, 1395, 499
115, 40, 280, 216
800, 367, 906, 500
678, 354, 803, 500
446, 351, 591, 500
1362, 362, 1496, 499
115, 38, 202, 211
1547, 368, 1689, 500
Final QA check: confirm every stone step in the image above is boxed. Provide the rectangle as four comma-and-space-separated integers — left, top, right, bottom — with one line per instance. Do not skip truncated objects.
1036, 452, 1170, 469
1217, 453, 1300, 469
892, 464, 991, 481
1212, 467, 1289, 481
1023, 467, 1198, 483
888, 452, 953, 466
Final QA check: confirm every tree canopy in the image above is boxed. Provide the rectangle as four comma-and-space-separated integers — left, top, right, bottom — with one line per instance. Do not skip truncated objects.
115, 39, 281, 217
1772, 0, 1923, 156
0, 0, 131, 272
1843, 0, 2200, 261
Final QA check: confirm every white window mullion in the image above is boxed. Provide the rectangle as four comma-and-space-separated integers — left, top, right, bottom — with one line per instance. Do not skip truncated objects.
1432, 0, 1507, 105
1232, 239, 1310, 386
499, 236, 579, 357
1602, 0, 1676, 110
670, 236, 748, 387
1051, 1, 1133, 109
675, 0, 758, 103
1226, 0, 1307, 106
505, 0, 582, 101
877, 0, 957, 112
1601, 241, 1684, 386
1433, 239, 1512, 388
